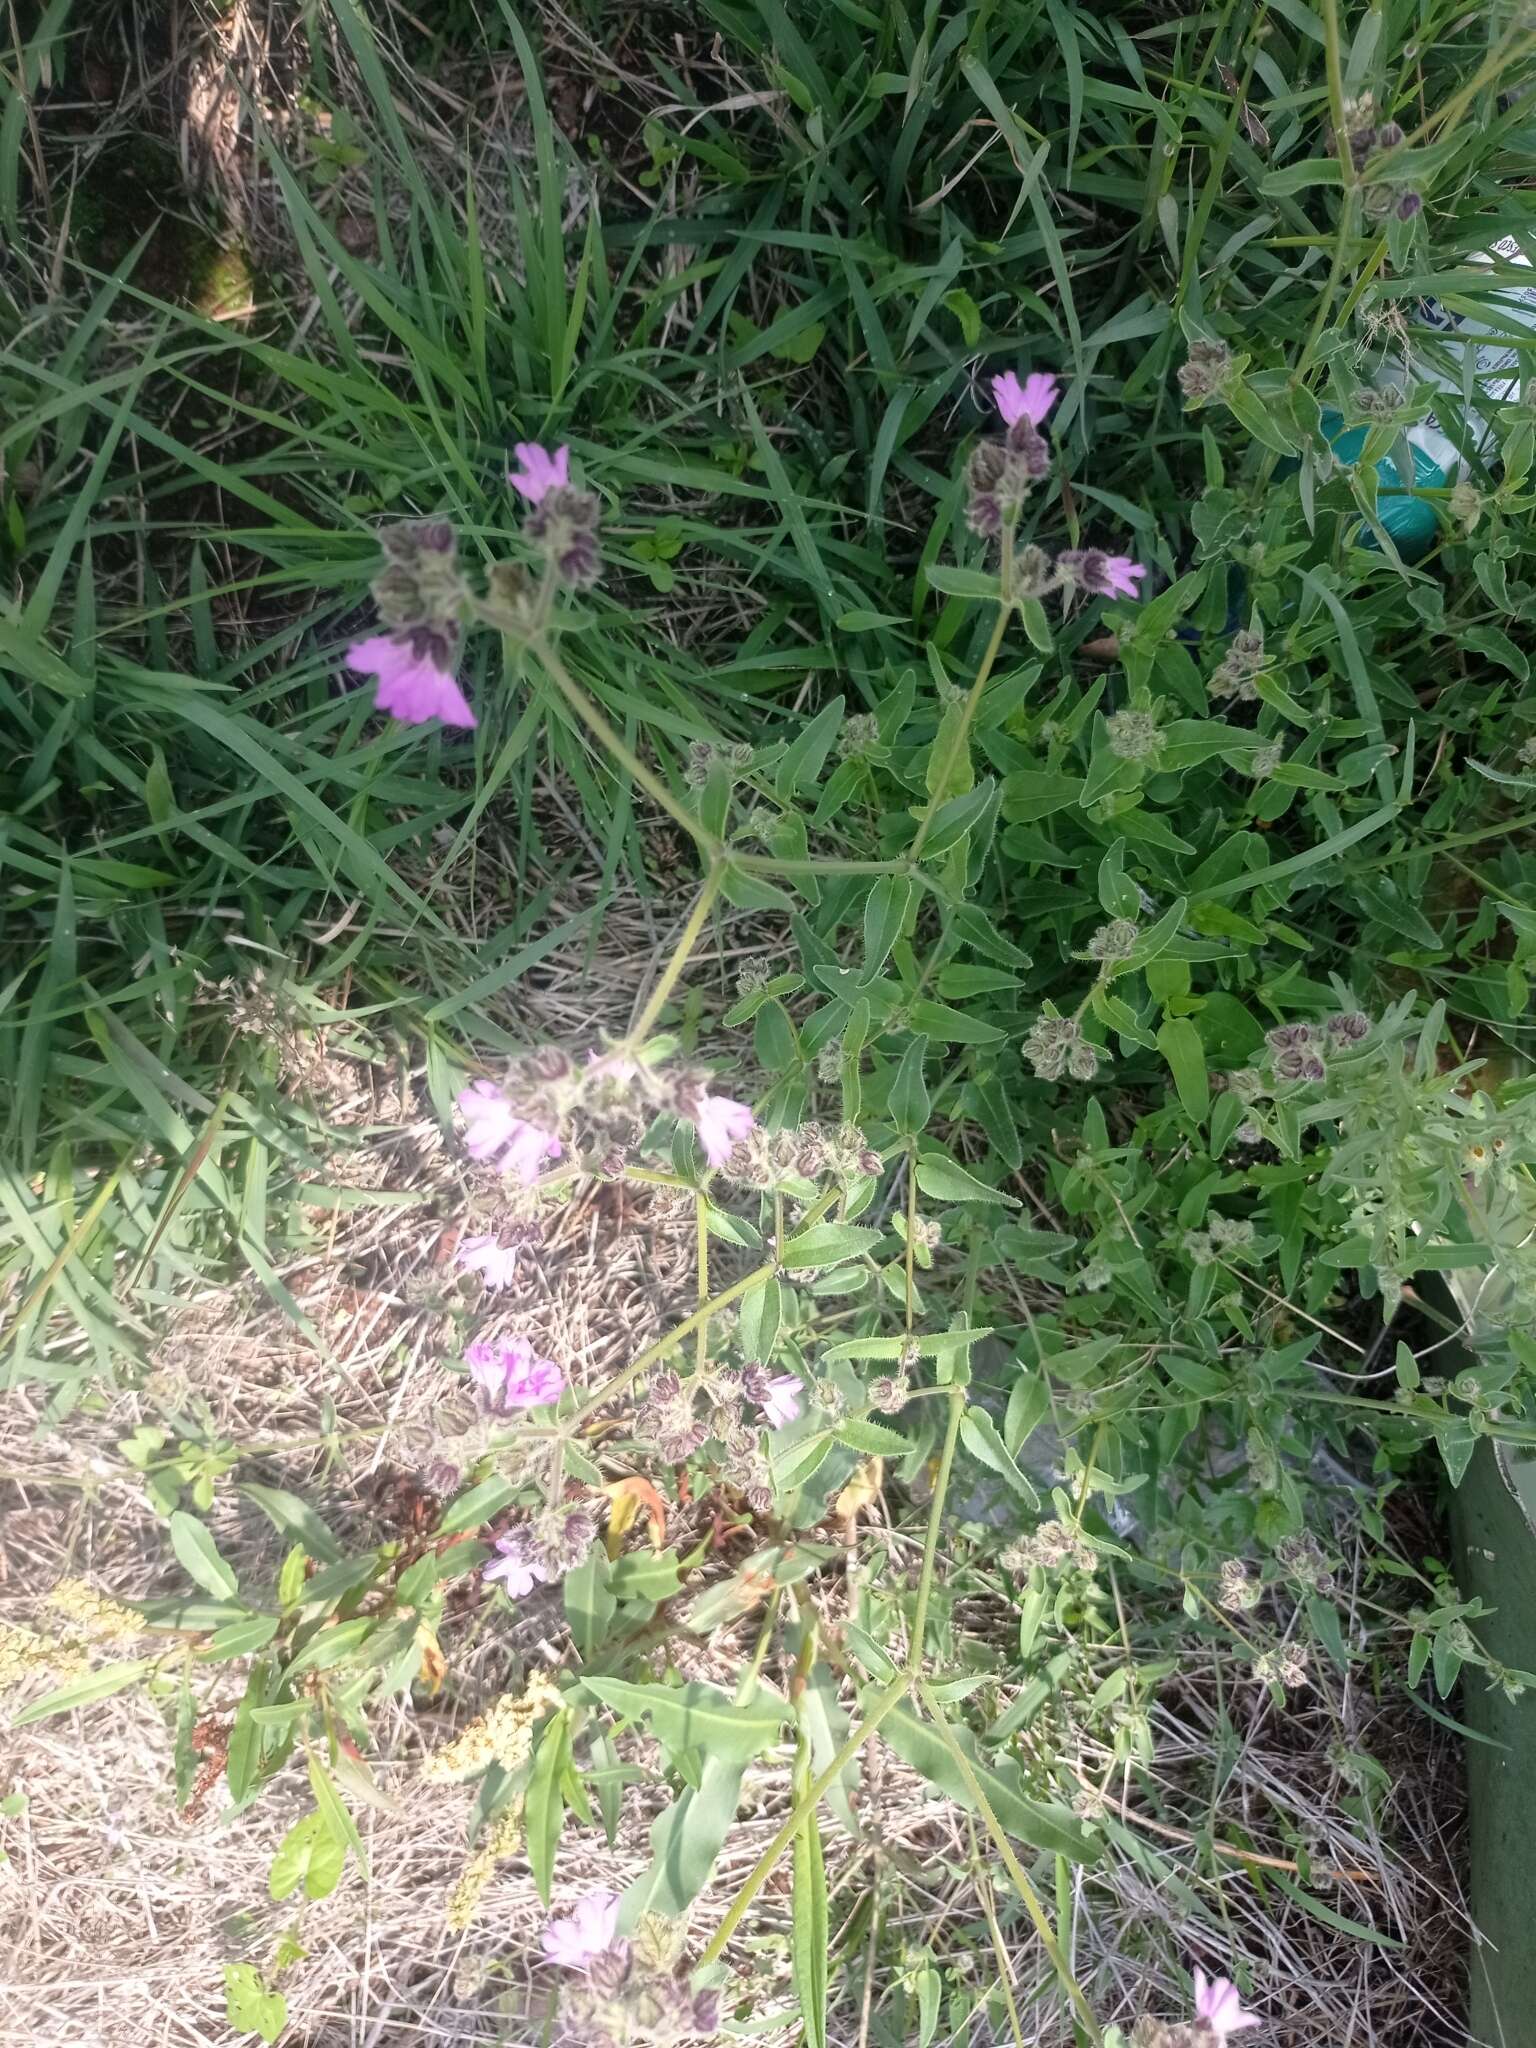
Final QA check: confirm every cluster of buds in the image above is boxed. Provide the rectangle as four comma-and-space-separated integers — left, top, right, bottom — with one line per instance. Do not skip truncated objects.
1217, 1560, 1262, 1614
0, 1619, 89, 1692
349, 521, 476, 727
1023, 1009, 1099, 1083
1264, 1021, 1326, 1083
344, 443, 603, 731
1264, 1010, 1370, 1085
1084, 917, 1139, 964
635, 1363, 793, 1504
837, 711, 882, 759
1182, 1213, 1256, 1267
1334, 94, 1421, 219
45, 1578, 143, 1646
503, 442, 603, 588
1252, 1643, 1311, 1692
557, 1943, 721, 2048
446, 1806, 525, 1932
1003, 1519, 1098, 1575
1176, 339, 1234, 408
683, 739, 754, 790
483, 1505, 599, 1599
458, 1048, 757, 1182
965, 368, 1056, 535
726, 1118, 881, 1193
1106, 707, 1162, 761
1275, 1531, 1337, 1594
1207, 626, 1267, 704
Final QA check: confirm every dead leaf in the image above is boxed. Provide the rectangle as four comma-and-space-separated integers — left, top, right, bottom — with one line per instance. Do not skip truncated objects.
601, 1475, 668, 1555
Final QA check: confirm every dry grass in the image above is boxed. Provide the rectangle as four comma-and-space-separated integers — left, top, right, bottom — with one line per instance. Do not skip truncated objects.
0, 1026, 1477, 2046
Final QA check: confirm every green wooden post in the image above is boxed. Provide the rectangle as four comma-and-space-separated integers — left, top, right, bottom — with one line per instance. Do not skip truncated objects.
1451, 1439, 1536, 2046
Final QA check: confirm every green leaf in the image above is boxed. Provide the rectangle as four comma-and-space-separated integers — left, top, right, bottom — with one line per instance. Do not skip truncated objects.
580, 1676, 788, 1766
224, 1964, 287, 2045
863, 874, 912, 976
958, 1409, 1040, 1507
1259, 156, 1343, 195
915, 1156, 1019, 1206
792, 1769, 830, 2048
876, 1703, 1096, 1862
622, 1749, 749, 1918
837, 609, 907, 632
10, 1658, 152, 1725
565, 1553, 617, 1659
168, 1511, 239, 1600
925, 565, 1002, 600
889, 1036, 930, 1135
781, 1222, 884, 1271
1266, 1870, 1403, 1948
438, 1475, 519, 1534
907, 999, 1006, 1045
776, 696, 846, 801
203, 1615, 281, 1660
240, 1483, 342, 1564
525, 1712, 569, 1907
1156, 1015, 1210, 1121
308, 1754, 367, 1878
269, 1809, 344, 1902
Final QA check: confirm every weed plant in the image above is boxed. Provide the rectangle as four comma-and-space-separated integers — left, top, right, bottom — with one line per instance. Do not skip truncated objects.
6, 2, 1536, 2042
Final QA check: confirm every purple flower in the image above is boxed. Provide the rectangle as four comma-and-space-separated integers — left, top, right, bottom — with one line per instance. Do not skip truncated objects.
346, 633, 476, 728
465, 1336, 566, 1409
508, 442, 570, 505
1056, 549, 1148, 600
1194, 1967, 1260, 2041
483, 1530, 554, 1597
456, 1081, 562, 1182
541, 1890, 622, 1970
1099, 554, 1147, 598
758, 1374, 803, 1429
454, 1234, 522, 1290
693, 1092, 754, 1169
991, 369, 1059, 429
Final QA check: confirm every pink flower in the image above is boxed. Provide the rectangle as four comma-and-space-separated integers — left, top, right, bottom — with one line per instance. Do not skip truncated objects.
759, 1374, 803, 1429
1099, 555, 1147, 599
991, 369, 1059, 429
541, 1890, 623, 1970
456, 1081, 562, 1182
1193, 1968, 1260, 2041
465, 1337, 565, 1409
347, 633, 476, 728
483, 1532, 553, 1598
454, 1235, 521, 1289
693, 1092, 754, 1169
508, 442, 570, 505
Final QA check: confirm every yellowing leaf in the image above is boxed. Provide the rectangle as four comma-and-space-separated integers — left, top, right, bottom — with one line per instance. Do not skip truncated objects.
602, 1476, 668, 1554
415, 1622, 447, 1696
834, 1457, 884, 1541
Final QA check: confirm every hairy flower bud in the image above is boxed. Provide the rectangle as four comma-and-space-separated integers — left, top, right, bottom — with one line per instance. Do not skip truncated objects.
525, 485, 603, 588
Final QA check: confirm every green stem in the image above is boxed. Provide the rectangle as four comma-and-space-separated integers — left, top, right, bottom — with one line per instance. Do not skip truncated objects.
916, 1686, 1103, 2048
694, 1190, 709, 1372
517, 624, 719, 855
906, 1380, 966, 1673
910, 599, 1011, 860
567, 1262, 773, 1427
566, 1181, 843, 1429
698, 1675, 909, 1965
626, 864, 724, 1047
